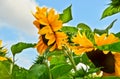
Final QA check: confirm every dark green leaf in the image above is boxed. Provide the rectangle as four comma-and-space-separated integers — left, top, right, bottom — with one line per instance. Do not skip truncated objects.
59, 5, 72, 23
115, 32, 120, 38
106, 19, 117, 30
94, 29, 107, 35
27, 64, 49, 79
51, 64, 72, 79
34, 55, 45, 64
11, 42, 36, 55
111, 0, 120, 7
102, 76, 120, 79
101, 5, 120, 19
97, 42, 120, 52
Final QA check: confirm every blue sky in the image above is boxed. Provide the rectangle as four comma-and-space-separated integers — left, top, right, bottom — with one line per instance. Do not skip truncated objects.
0, 0, 120, 69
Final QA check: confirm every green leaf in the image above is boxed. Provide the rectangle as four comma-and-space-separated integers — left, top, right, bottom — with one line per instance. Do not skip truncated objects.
12, 65, 28, 79
0, 61, 11, 79
102, 76, 120, 79
101, 5, 120, 19
97, 42, 120, 52
51, 64, 72, 79
61, 26, 78, 34
77, 23, 92, 32
47, 49, 64, 58
59, 5, 72, 23
81, 53, 95, 68
115, 32, 120, 38
57, 75, 72, 79
27, 64, 49, 79
111, 0, 120, 7
87, 67, 101, 75
94, 19, 117, 35
80, 53, 90, 65
94, 29, 107, 35
11, 42, 36, 55
74, 56, 81, 65
50, 55, 66, 66
106, 19, 117, 30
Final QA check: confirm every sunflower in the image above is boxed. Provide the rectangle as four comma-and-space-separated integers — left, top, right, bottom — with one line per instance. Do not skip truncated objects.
0, 40, 7, 61
72, 32, 120, 76
33, 6, 67, 55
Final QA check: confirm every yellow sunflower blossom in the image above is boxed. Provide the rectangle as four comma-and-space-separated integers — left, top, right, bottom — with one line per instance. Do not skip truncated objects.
0, 40, 7, 61
72, 33, 120, 76
33, 6, 67, 54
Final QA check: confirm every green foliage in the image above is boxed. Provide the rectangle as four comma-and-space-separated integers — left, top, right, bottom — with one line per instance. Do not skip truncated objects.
102, 76, 120, 79
12, 65, 28, 79
59, 5, 72, 23
94, 19, 117, 35
115, 32, 120, 38
77, 23, 92, 32
27, 64, 49, 79
111, 0, 120, 7
11, 42, 36, 55
101, 5, 120, 19
80, 53, 94, 67
0, 61, 11, 79
50, 64, 72, 79
61, 26, 78, 34
98, 42, 120, 52
1, 1, 120, 79
50, 55, 66, 66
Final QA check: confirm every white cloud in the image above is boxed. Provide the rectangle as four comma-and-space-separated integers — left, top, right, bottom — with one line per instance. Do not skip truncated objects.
0, 0, 38, 36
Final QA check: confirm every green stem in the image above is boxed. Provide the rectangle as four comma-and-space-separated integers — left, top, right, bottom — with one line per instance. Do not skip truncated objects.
45, 59, 52, 79
66, 50, 77, 72
10, 55, 15, 77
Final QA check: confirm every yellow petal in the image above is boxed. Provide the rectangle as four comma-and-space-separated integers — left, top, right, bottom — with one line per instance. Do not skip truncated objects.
0, 40, 2, 47
39, 26, 52, 35
94, 33, 107, 46
51, 20, 62, 31
37, 41, 48, 55
45, 33, 55, 46
103, 51, 109, 54
50, 43, 56, 51
0, 56, 7, 61
103, 34, 119, 45
33, 20, 40, 29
